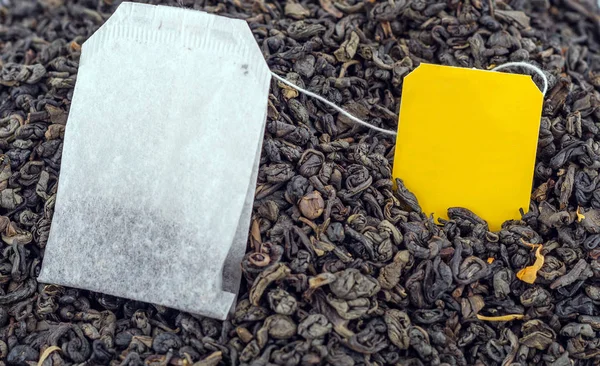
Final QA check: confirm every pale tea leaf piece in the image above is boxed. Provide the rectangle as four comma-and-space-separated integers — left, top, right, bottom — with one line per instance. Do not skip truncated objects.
477, 314, 525, 322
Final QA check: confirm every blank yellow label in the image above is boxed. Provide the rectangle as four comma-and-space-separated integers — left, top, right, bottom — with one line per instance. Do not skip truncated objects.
393, 64, 543, 231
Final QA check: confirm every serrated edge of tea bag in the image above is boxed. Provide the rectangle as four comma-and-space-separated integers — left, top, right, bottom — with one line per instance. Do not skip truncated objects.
82, 2, 270, 91
39, 269, 237, 320
222, 108, 268, 306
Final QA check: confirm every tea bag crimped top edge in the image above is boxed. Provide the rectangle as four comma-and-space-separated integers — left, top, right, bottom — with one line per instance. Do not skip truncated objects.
38, 2, 271, 320
85, 2, 271, 89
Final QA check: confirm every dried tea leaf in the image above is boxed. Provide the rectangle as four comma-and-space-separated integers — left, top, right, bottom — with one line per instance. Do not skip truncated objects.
516, 242, 544, 284
0, 189, 23, 210
577, 206, 585, 222
519, 320, 556, 350
265, 314, 297, 339
531, 180, 553, 202
0, 216, 10, 233
267, 288, 297, 315
326, 295, 370, 320
550, 259, 593, 290
378, 250, 411, 289
298, 314, 332, 339
38, 346, 61, 366
277, 80, 299, 100
580, 208, 600, 233
384, 309, 411, 349
308, 272, 336, 289
476, 314, 525, 322
461, 295, 485, 318
44, 124, 65, 140
495, 10, 530, 28
298, 191, 324, 219
329, 268, 380, 300
45, 104, 68, 124
319, 0, 343, 18
3, 221, 33, 245
193, 351, 222, 366
236, 327, 253, 343
249, 264, 291, 306
334, 32, 360, 62
312, 239, 335, 256
284, 1, 310, 19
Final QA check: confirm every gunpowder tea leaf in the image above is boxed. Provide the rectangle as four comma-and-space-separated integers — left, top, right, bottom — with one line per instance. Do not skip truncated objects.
37, 2, 271, 320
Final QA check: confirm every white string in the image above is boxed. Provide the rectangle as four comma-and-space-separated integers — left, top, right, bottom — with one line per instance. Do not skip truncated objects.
491, 62, 548, 96
270, 61, 548, 136
271, 72, 398, 136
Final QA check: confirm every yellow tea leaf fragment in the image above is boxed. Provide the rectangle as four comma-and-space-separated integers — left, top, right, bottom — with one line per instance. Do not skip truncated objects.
277, 80, 299, 100
487, 257, 495, 264
308, 272, 336, 289
393, 64, 543, 231
38, 346, 61, 366
577, 206, 585, 222
516, 242, 544, 284
476, 314, 524, 322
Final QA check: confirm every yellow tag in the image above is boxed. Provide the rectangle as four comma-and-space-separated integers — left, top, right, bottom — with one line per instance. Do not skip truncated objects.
393, 64, 543, 231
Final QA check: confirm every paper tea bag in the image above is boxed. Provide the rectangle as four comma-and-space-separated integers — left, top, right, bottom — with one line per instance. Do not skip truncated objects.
38, 2, 271, 320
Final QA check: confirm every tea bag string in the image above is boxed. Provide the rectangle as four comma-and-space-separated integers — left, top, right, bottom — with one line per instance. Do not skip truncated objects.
271, 61, 548, 137
271, 72, 398, 136
491, 62, 548, 95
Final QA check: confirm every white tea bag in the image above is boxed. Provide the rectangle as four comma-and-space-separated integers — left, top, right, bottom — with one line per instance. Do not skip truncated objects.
37, 2, 271, 320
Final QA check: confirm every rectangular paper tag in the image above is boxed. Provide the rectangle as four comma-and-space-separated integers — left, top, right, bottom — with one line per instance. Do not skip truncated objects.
393, 64, 544, 231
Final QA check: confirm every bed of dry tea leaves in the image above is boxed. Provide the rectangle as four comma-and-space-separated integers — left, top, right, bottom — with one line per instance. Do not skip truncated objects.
3, 0, 600, 365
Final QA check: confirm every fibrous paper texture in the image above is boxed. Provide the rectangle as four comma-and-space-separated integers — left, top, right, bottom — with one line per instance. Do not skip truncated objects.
38, 2, 270, 320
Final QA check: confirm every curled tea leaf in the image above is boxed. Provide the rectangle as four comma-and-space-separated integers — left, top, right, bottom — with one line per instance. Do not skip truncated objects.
193, 351, 222, 366
7, 345, 38, 365
334, 32, 360, 62
519, 320, 556, 350
299, 191, 324, 219
378, 250, 411, 289
309, 272, 336, 289
284, 1, 310, 20
319, 0, 343, 18
325, 294, 370, 320
394, 178, 421, 213
329, 268, 380, 300
384, 309, 411, 350
38, 346, 61, 366
297, 314, 332, 339
265, 315, 297, 339
580, 208, 600, 233
267, 288, 297, 315
249, 264, 291, 306
550, 259, 593, 290
3, 221, 33, 245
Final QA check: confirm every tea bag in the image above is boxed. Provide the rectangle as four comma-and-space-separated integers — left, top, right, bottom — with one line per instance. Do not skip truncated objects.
38, 2, 271, 320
